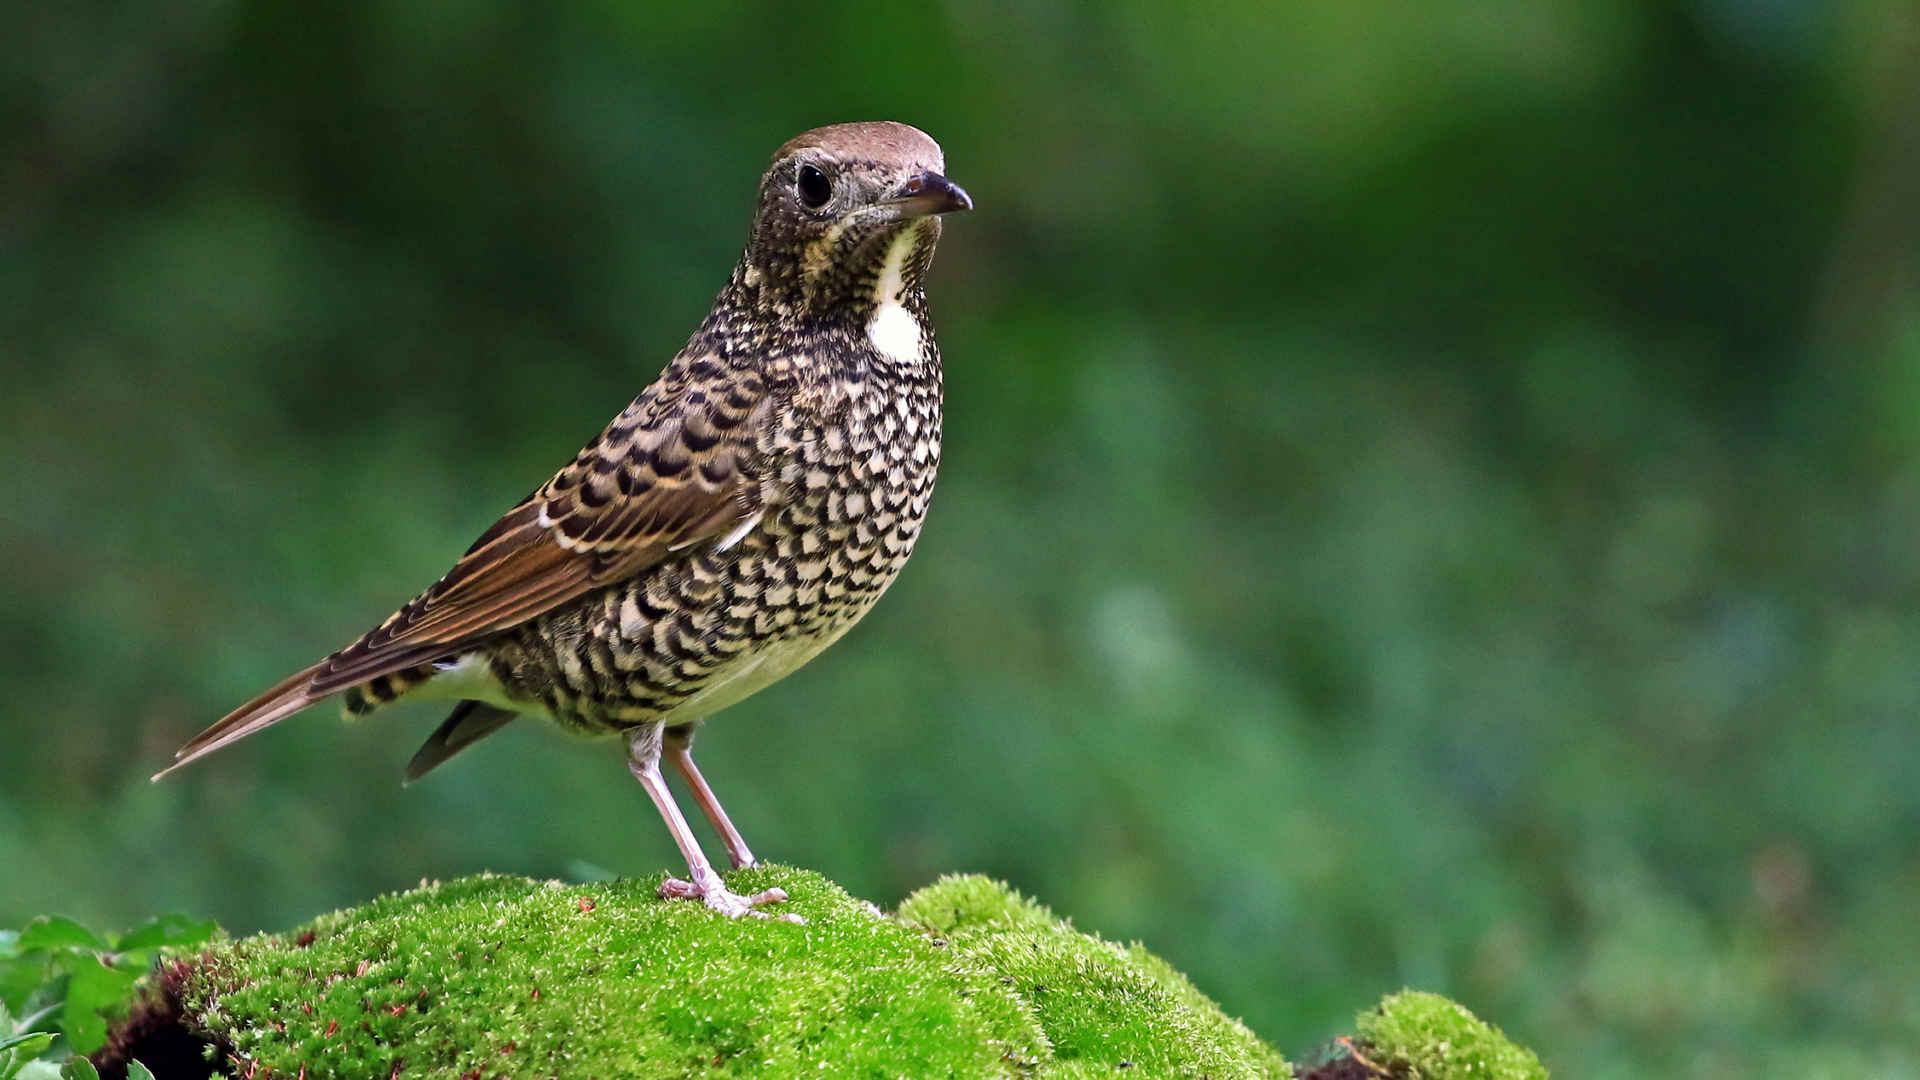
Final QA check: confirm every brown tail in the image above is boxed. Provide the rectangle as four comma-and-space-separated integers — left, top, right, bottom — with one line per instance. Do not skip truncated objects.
151, 661, 332, 781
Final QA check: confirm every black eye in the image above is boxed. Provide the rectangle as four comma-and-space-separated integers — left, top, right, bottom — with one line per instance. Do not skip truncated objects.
796, 164, 832, 209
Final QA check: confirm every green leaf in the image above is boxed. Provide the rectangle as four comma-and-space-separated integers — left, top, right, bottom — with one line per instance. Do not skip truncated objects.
0, 964, 54, 1018
0, 1033, 54, 1057
113, 916, 217, 953
8, 1005, 58, 1037
123, 1062, 156, 1080
57, 1057, 98, 1080
14, 922, 102, 955
54, 960, 130, 1057
0, 1032, 56, 1080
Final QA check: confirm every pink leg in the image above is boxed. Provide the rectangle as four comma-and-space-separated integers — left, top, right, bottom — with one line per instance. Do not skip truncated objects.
664, 729, 757, 870
626, 727, 793, 921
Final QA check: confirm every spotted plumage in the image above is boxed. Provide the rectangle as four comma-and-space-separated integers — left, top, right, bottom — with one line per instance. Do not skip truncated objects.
158, 122, 972, 919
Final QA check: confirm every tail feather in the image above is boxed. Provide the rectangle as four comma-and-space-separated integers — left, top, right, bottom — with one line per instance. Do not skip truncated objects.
151, 662, 331, 781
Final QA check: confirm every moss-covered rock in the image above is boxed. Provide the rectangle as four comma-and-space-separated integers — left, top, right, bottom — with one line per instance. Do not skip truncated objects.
94, 870, 1550, 1079
1350, 991, 1547, 1080
157, 867, 1287, 1079
897, 875, 1289, 1078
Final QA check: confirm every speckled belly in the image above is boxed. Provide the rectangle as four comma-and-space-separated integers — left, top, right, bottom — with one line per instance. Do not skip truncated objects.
479, 370, 940, 734
482, 495, 922, 734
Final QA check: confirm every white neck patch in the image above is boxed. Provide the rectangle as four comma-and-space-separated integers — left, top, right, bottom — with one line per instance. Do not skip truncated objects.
867, 229, 922, 366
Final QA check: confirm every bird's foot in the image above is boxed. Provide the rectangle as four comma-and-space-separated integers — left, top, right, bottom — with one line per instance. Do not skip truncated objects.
659, 872, 801, 922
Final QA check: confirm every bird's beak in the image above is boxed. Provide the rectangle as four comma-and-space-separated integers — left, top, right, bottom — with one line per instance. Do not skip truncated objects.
884, 172, 974, 217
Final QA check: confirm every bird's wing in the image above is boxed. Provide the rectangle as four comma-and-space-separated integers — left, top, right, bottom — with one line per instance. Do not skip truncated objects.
307, 362, 773, 695
156, 357, 771, 777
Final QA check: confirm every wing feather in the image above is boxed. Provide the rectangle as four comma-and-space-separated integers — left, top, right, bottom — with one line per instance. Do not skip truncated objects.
161, 353, 774, 773
308, 373, 769, 691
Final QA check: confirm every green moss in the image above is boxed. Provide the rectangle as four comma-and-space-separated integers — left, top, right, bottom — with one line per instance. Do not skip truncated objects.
154, 871, 1548, 1079
1353, 991, 1547, 1080
901, 875, 1290, 1078
175, 868, 1291, 1079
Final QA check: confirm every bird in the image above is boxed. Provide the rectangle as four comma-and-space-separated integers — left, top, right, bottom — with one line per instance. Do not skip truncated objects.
154, 121, 972, 919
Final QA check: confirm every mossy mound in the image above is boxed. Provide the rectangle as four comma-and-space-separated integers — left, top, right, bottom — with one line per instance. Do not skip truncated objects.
92, 870, 1551, 1079
161, 867, 1289, 1079
1352, 991, 1547, 1080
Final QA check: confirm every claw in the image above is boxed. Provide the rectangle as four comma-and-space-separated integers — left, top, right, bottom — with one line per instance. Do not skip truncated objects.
657, 876, 703, 901
658, 877, 802, 923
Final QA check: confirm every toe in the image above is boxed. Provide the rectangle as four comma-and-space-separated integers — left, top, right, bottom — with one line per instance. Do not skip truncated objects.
656, 876, 803, 922
658, 877, 702, 900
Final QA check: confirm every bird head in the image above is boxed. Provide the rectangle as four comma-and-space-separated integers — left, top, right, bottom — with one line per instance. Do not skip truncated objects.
740, 121, 972, 316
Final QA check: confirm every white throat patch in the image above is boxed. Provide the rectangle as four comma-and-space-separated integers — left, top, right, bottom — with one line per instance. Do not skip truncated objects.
867, 229, 923, 366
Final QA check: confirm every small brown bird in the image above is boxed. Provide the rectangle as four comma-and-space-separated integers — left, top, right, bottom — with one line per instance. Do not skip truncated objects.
156, 122, 971, 919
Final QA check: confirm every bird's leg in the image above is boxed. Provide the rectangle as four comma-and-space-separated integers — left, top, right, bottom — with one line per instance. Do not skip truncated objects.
663, 724, 758, 870
626, 726, 794, 921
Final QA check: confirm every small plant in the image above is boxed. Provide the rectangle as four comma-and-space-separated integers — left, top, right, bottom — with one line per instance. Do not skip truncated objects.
1, 1004, 57, 1080
0, 914, 215, 1078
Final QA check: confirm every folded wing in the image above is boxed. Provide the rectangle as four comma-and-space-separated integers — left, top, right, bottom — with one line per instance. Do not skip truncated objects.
157, 357, 770, 777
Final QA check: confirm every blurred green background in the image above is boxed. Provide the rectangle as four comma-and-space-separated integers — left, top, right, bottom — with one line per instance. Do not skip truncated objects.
5, 0, 1918, 1076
